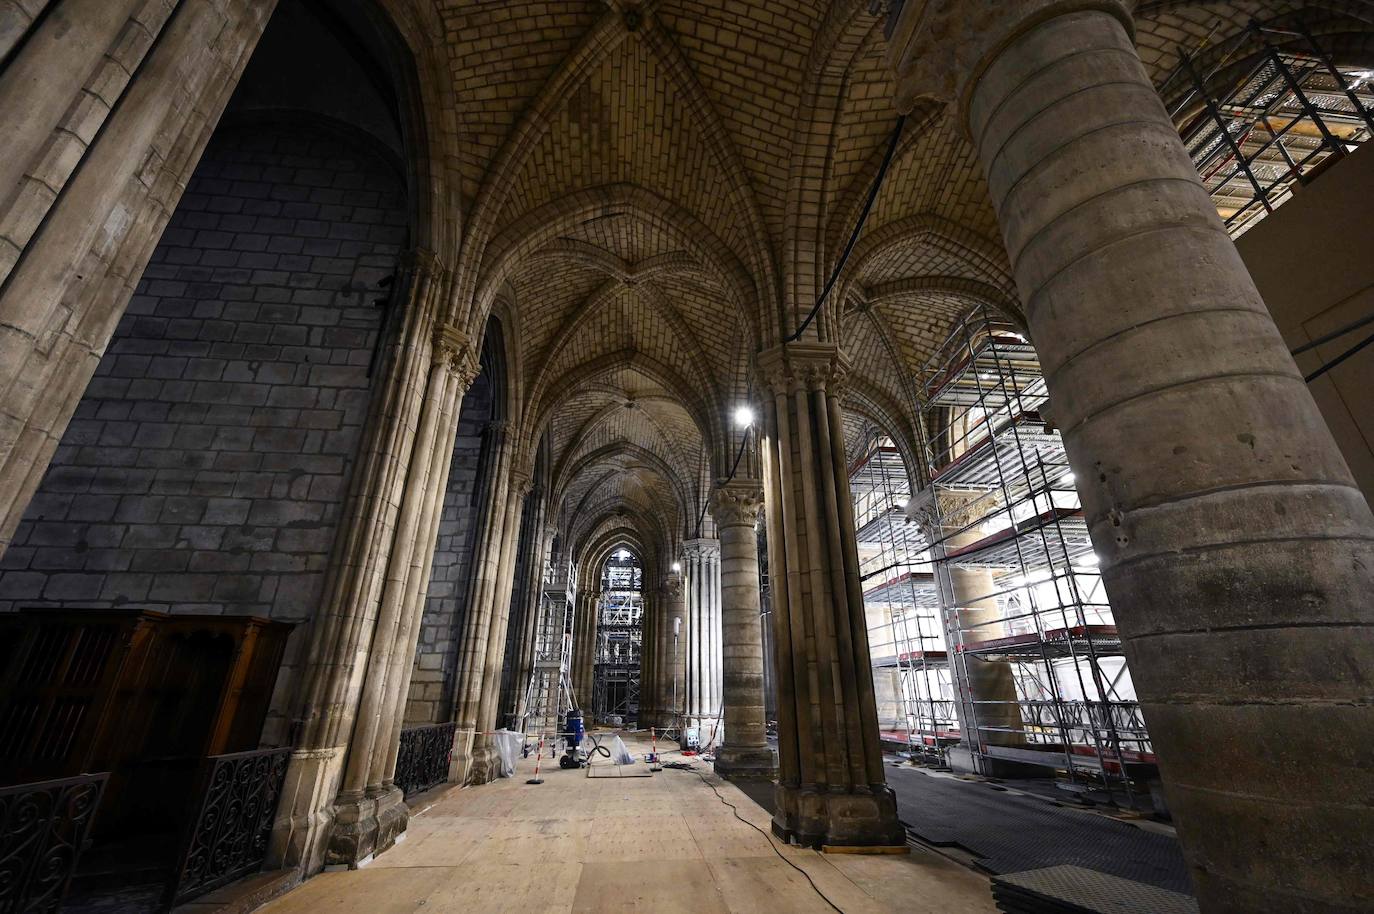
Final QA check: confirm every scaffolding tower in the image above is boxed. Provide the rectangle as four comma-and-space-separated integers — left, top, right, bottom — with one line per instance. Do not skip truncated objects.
523, 558, 576, 740
850, 438, 958, 764
1169, 19, 1374, 236
913, 309, 1152, 803
593, 552, 642, 725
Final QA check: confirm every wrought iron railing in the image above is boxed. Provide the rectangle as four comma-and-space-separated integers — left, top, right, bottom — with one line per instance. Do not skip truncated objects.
167, 747, 292, 908
0, 773, 108, 914
395, 722, 455, 797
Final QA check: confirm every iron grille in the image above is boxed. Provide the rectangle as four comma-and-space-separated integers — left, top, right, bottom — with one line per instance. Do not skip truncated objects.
0, 773, 107, 913
394, 722, 455, 797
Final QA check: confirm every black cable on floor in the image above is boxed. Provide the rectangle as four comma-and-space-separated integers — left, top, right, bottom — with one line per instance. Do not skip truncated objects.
662, 763, 845, 914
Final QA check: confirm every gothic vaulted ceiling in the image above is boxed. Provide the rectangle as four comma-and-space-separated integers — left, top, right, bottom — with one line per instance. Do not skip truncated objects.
377, 0, 1374, 561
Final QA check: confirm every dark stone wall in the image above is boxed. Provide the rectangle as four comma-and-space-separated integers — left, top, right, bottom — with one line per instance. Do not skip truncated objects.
0, 120, 406, 741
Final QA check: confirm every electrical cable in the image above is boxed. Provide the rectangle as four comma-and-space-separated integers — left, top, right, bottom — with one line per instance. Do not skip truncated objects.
661, 762, 844, 913
784, 114, 906, 344
1304, 329, 1374, 382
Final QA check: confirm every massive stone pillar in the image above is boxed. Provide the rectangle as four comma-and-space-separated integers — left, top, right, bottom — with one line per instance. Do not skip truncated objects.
757, 342, 904, 849
0, 0, 276, 556
711, 482, 777, 780
270, 256, 457, 873
328, 324, 476, 863
891, 4, 1374, 909
681, 538, 723, 747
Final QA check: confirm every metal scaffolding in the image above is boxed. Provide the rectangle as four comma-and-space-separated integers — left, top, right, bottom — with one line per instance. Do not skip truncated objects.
593, 551, 642, 725
1170, 19, 1374, 236
914, 309, 1152, 803
851, 436, 959, 764
523, 557, 576, 740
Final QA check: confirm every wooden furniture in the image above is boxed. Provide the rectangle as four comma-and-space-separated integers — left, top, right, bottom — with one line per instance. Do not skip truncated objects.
0, 609, 293, 840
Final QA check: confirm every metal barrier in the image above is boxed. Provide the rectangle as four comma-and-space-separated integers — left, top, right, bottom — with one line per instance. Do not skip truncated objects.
395, 722, 455, 797
167, 747, 292, 908
0, 773, 108, 913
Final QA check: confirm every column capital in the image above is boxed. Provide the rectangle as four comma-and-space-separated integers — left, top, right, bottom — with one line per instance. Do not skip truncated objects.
906, 485, 991, 537
884, 0, 1133, 117
682, 537, 721, 561
432, 322, 480, 388
711, 481, 764, 529
509, 451, 535, 499
756, 342, 850, 397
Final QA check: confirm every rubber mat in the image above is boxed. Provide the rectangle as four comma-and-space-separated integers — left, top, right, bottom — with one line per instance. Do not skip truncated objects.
992, 865, 1199, 914
886, 767, 1193, 895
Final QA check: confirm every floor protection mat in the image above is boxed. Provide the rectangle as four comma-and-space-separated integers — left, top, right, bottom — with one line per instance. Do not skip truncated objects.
886, 767, 1193, 896
992, 865, 1200, 914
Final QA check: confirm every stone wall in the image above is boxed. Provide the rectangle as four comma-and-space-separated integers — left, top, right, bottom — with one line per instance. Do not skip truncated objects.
404, 353, 496, 725
0, 119, 407, 741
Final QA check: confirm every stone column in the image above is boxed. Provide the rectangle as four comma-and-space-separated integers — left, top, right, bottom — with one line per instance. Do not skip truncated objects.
328, 323, 476, 864
711, 482, 777, 780
573, 588, 599, 711
270, 253, 450, 873
448, 422, 515, 783
0, 0, 276, 555
757, 342, 904, 849
681, 538, 722, 747
469, 465, 531, 781
657, 574, 685, 728
639, 580, 659, 727
890, 4, 1374, 908
910, 491, 1024, 762
865, 600, 903, 733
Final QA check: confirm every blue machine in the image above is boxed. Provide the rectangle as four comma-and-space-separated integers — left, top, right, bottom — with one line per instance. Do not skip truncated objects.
559, 709, 585, 768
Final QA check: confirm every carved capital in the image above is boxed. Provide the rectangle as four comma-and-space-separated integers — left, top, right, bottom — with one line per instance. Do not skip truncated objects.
711, 481, 763, 528
885, 0, 1133, 117
508, 460, 535, 499
906, 485, 995, 537
431, 322, 480, 388
682, 537, 721, 562
756, 342, 850, 397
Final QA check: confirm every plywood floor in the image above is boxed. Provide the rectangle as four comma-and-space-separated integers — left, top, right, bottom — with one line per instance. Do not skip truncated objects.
261, 733, 996, 914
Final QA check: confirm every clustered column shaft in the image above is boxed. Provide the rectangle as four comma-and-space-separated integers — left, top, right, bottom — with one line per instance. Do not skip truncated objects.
681, 538, 723, 746
272, 253, 475, 872
573, 587, 599, 710
757, 341, 904, 848
448, 422, 518, 783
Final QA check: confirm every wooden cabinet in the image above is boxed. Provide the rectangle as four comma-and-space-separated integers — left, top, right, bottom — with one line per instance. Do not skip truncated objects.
0, 610, 293, 838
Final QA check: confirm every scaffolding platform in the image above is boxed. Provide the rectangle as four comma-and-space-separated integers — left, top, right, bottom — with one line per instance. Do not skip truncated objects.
872, 649, 949, 669
862, 570, 939, 607
958, 625, 1124, 659
943, 507, 1091, 568
931, 411, 1061, 490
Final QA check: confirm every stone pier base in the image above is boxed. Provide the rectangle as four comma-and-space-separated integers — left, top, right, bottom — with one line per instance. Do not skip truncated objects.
713, 745, 778, 781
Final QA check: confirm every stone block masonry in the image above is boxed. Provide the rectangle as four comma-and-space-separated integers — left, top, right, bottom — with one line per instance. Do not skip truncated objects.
0, 121, 407, 745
